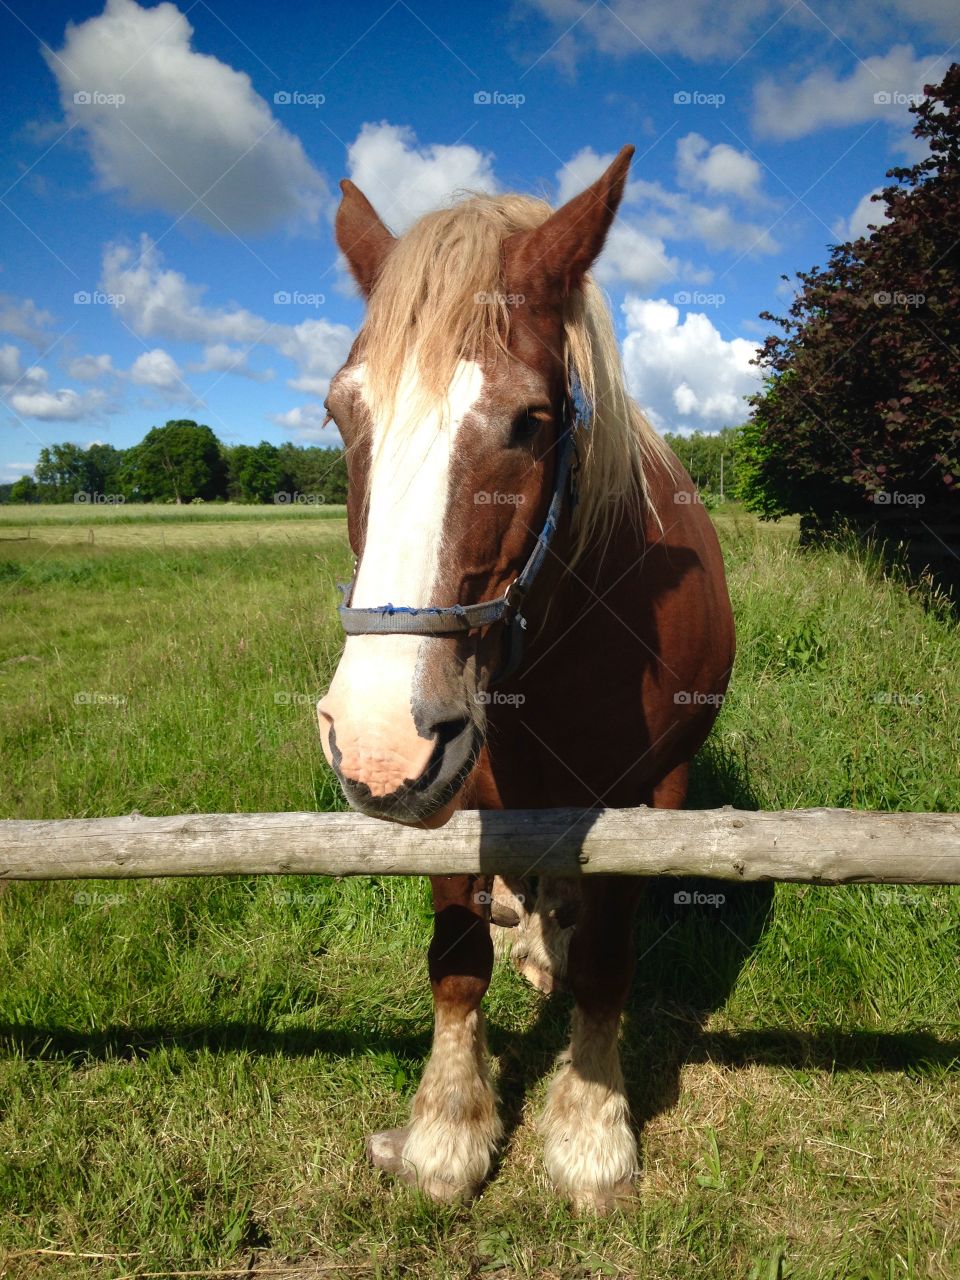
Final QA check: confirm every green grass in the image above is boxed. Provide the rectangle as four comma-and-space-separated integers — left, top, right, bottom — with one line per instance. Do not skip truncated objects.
0, 501, 346, 528
0, 507, 958, 1279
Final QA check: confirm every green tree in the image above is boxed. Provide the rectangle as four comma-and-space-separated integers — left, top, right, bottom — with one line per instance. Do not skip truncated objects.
85, 443, 124, 498
662, 426, 739, 496
9, 475, 39, 503
31, 441, 129, 502
278, 444, 348, 504
227, 441, 291, 503
132, 420, 227, 503
34, 442, 89, 501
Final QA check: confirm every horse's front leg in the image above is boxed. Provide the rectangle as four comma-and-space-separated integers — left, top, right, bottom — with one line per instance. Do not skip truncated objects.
538, 874, 645, 1213
539, 769, 688, 1213
366, 873, 501, 1201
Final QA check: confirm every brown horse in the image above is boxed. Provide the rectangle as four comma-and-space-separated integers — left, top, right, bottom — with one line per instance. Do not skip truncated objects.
317, 146, 735, 1212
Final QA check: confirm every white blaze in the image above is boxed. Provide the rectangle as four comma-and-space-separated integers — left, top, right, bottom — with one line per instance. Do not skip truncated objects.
317, 358, 483, 795
352, 358, 483, 610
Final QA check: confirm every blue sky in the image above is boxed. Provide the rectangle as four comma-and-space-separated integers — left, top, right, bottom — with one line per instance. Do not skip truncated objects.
1, 0, 957, 481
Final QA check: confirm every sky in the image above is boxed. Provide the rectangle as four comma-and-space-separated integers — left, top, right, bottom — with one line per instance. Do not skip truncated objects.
0, 0, 957, 482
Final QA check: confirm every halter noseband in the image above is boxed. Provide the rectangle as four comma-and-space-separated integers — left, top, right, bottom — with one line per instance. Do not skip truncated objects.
335, 378, 587, 681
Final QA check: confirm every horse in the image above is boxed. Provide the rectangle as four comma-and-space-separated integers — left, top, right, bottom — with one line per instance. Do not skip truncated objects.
317, 145, 735, 1213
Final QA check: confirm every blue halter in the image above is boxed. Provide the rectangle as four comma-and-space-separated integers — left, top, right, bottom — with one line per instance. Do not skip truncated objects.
336, 378, 587, 679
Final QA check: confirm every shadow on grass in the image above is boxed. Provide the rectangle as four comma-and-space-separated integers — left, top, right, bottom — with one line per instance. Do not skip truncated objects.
801, 515, 959, 617
3, 740, 956, 1169
1, 1021, 955, 1074
0, 1020, 431, 1063
624, 738, 772, 1146
484, 735, 779, 1158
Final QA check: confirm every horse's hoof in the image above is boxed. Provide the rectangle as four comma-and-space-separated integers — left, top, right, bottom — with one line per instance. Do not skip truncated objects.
366, 1127, 411, 1177
570, 1179, 637, 1216
491, 901, 521, 927
365, 1128, 475, 1202
490, 876, 528, 928
517, 959, 565, 994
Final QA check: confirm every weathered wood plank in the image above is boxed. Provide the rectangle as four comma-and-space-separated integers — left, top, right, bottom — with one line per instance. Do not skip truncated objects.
1, 807, 960, 884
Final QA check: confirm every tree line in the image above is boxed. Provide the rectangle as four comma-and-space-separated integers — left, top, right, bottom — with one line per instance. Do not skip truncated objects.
662, 426, 739, 499
4, 417, 743, 508
4, 420, 347, 506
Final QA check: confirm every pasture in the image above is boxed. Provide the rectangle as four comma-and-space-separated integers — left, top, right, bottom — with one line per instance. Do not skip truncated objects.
1, 504, 958, 1279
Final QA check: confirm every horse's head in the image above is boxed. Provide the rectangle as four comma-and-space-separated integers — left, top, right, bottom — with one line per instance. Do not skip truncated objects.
317, 147, 635, 824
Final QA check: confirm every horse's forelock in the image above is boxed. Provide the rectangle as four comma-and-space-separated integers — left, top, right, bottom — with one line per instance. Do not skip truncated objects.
355, 194, 674, 563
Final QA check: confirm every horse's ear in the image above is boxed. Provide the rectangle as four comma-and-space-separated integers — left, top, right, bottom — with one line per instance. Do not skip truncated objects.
504, 145, 634, 297
336, 179, 396, 296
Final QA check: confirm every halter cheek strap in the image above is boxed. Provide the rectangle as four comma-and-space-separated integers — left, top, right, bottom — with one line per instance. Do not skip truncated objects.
335, 378, 587, 679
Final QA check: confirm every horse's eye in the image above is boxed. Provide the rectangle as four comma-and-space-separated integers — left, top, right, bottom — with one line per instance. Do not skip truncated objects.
508, 407, 550, 449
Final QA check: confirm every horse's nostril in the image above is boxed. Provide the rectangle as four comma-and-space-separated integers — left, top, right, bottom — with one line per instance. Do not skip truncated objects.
429, 717, 472, 751
416, 715, 476, 794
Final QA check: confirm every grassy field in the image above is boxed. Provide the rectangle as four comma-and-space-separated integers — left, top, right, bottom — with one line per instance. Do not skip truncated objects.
0, 503, 958, 1279
0, 501, 346, 528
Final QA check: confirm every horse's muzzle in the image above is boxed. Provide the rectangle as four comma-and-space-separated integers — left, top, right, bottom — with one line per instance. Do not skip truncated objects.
319, 707, 482, 826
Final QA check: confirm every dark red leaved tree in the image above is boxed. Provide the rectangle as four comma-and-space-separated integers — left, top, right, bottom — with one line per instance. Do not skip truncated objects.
739, 65, 960, 525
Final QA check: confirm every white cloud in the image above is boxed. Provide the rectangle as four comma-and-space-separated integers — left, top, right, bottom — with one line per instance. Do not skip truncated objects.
686, 202, 777, 254
101, 235, 267, 344
833, 188, 891, 241
190, 343, 273, 381
274, 321, 351, 397
0, 294, 54, 348
0, 353, 113, 422
346, 122, 497, 233
631, 178, 780, 255
593, 222, 680, 291
67, 353, 115, 381
101, 235, 353, 396
621, 296, 760, 432
675, 133, 763, 201
753, 45, 948, 141
555, 147, 682, 288
524, 0, 960, 65
8, 387, 108, 421
46, 0, 327, 233
3, 357, 49, 398
523, 0, 772, 62
271, 402, 342, 445
555, 145, 610, 204
554, 148, 778, 290
0, 344, 24, 386
129, 347, 192, 400
2, 462, 37, 481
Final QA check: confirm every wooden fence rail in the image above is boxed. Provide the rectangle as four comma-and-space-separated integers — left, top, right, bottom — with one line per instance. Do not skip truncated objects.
2, 807, 960, 884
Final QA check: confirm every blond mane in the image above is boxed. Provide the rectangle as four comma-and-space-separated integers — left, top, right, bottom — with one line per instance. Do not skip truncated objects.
359, 192, 674, 561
